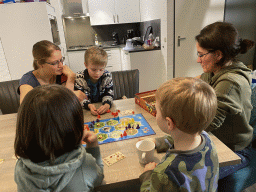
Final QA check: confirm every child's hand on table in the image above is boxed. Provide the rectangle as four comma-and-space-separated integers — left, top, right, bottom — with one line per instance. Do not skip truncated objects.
144, 162, 157, 172
97, 103, 110, 114
82, 130, 98, 148
88, 104, 98, 116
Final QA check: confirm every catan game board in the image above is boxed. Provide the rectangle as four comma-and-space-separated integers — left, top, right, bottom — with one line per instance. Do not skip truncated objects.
83, 113, 155, 145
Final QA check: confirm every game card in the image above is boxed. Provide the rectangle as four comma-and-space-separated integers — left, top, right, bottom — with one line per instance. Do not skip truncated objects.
103, 152, 125, 166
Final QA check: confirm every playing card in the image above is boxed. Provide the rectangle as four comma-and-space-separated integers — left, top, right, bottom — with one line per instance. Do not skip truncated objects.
103, 152, 125, 166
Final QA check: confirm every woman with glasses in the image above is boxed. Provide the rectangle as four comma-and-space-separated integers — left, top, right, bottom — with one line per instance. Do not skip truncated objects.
195, 21, 255, 187
18, 40, 86, 103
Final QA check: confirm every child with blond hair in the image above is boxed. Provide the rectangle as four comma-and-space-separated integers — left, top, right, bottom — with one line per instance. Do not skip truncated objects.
75, 46, 114, 115
140, 77, 219, 192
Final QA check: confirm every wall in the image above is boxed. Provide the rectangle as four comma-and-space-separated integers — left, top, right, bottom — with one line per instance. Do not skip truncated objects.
224, 0, 256, 69
139, 19, 161, 43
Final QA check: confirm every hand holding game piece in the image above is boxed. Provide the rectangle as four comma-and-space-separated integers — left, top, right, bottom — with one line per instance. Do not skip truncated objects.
88, 104, 98, 116
97, 103, 110, 115
143, 162, 157, 172
82, 130, 98, 148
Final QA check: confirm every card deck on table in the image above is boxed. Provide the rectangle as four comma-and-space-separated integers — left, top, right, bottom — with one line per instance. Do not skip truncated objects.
103, 152, 125, 166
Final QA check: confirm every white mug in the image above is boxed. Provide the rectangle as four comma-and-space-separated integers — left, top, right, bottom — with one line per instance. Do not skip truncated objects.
136, 139, 155, 164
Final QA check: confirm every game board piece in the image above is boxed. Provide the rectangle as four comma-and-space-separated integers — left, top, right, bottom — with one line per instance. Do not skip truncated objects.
120, 134, 123, 138
103, 152, 125, 166
145, 127, 148, 129
106, 109, 111, 113
92, 121, 95, 125
128, 124, 131, 128
125, 126, 128, 130
117, 110, 120, 113
136, 124, 140, 129
132, 111, 135, 114
123, 131, 127, 136
94, 129, 99, 134
96, 119, 100, 122
97, 115, 101, 119
89, 124, 93, 128
114, 116, 120, 121
84, 124, 89, 131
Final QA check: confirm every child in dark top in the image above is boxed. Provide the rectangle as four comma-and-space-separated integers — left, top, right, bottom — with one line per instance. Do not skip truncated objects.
140, 77, 219, 192
14, 85, 104, 192
75, 46, 114, 115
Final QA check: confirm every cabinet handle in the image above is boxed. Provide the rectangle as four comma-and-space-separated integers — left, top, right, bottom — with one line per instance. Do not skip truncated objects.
113, 15, 115, 23
178, 36, 186, 47
117, 15, 119, 23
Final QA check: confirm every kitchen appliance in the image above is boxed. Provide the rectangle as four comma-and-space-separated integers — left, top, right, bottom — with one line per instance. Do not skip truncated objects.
62, 0, 89, 18
112, 32, 120, 46
123, 39, 134, 50
143, 26, 153, 44
127, 29, 134, 39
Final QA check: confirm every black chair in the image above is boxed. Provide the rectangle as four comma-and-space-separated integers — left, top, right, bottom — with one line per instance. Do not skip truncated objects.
111, 69, 139, 100
0, 79, 20, 114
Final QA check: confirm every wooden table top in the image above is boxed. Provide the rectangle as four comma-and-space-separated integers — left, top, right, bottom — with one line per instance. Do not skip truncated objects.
0, 98, 241, 191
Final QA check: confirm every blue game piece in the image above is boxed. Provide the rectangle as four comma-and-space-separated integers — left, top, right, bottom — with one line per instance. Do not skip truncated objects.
114, 116, 120, 121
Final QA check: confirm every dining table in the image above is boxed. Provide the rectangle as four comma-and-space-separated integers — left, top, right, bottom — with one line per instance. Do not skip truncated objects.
0, 98, 241, 192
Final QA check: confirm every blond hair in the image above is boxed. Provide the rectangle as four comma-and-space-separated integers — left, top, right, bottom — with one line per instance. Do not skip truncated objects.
155, 77, 217, 134
84, 46, 108, 67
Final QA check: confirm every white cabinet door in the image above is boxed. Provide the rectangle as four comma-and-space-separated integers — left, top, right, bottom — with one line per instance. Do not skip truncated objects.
88, 0, 140, 25
140, 0, 165, 22
67, 51, 85, 73
88, 0, 115, 25
115, 0, 140, 24
105, 48, 122, 72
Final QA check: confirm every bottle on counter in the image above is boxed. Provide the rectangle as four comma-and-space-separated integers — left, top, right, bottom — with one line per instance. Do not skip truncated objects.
95, 34, 99, 46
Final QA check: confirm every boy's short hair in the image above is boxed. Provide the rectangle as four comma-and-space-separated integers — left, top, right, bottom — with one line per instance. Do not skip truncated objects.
84, 46, 108, 66
155, 77, 217, 134
14, 85, 84, 164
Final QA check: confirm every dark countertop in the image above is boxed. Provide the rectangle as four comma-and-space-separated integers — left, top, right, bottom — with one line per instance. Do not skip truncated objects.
67, 44, 161, 53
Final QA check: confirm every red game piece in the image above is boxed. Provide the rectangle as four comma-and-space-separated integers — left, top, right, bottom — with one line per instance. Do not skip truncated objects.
117, 110, 120, 113
106, 109, 111, 113
123, 131, 127, 136
120, 134, 123, 138
97, 115, 101, 119
132, 111, 135, 114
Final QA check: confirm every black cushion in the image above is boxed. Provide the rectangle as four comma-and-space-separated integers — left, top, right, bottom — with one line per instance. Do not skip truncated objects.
0, 79, 20, 114
111, 69, 139, 100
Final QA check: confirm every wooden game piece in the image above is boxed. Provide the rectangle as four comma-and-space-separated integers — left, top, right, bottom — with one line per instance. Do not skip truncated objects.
136, 124, 140, 129
92, 121, 95, 125
97, 115, 101, 119
132, 111, 135, 114
96, 119, 100, 122
120, 134, 123, 138
128, 124, 131, 128
117, 110, 120, 113
106, 109, 111, 113
123, 131, 127, 136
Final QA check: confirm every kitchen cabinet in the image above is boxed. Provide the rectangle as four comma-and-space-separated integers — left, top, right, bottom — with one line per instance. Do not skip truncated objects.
140, 0, 164, 22
120, 49, 166, 93
0, 2, 54, 81
68, 48, 122, 73
88, 0, 140, 26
